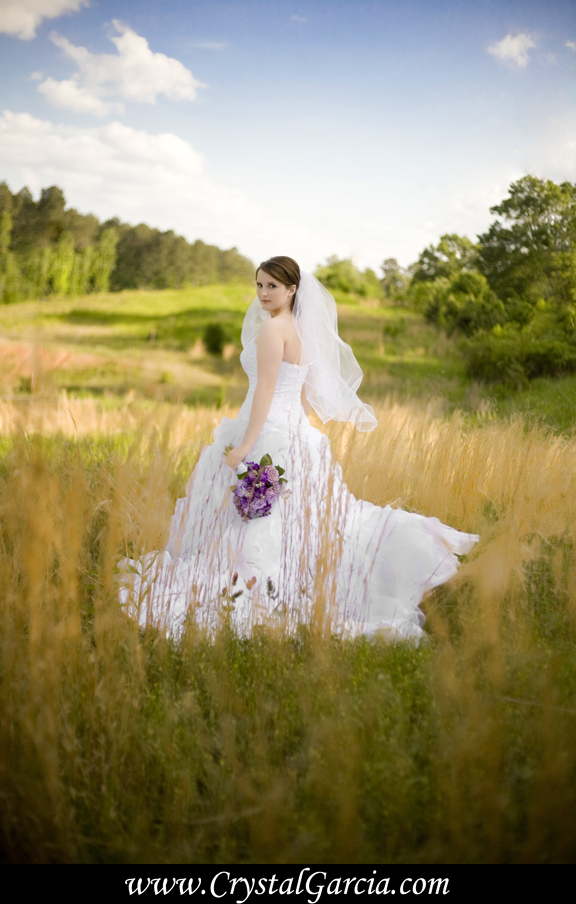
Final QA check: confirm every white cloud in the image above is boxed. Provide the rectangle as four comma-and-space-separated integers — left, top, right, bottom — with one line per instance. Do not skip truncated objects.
0, 110, 205, 180
567, 40, 576, 52
38, 77, 124, 116
487, 33, 536, 69
0, 110, 237, 243
0, 110, 323, 265
290, 15, 307, 23
38, 20, 206, 116
0, 0, 87, 40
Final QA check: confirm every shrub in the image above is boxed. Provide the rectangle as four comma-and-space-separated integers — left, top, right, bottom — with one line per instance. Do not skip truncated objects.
406, 277, 450, 314
460, 321, 576, 385
203, 322, 230, 355
315, 257, 384, 299
382, 318, 406, 340
422, 271, 507, 337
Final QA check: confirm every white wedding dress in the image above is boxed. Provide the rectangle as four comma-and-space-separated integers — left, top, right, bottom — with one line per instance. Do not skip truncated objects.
118, 337, 478, 642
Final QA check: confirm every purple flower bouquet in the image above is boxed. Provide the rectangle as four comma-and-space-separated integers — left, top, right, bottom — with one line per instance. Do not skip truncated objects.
229, 453, 290, 521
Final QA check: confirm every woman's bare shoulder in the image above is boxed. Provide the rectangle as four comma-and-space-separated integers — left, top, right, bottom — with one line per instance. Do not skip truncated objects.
258, 316, 291, 338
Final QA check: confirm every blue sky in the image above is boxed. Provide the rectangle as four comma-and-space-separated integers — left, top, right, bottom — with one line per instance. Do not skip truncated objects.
0, 0, 574, 271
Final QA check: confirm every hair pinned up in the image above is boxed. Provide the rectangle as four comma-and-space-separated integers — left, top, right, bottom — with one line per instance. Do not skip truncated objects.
256, 256, 301, 312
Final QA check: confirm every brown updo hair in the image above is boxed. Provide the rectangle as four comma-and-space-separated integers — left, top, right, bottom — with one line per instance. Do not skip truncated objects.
256, 256, 301, 312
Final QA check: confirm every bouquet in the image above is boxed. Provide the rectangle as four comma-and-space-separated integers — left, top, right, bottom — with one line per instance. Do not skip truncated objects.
226, 450, 290, 521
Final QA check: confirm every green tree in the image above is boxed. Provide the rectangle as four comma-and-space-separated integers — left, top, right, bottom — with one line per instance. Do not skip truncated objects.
0, 182, 12, 219
30, 247, 54, 298
423, 270, 506, 336
90, 227, 119, 293
315, 257, 383, 299
69, 246, 94, 297
0, 209, 21, 303
62, 207, 100, 249
109, 227, 244, 290
10, 186, 37, 254
362, 267, 384, 299
381, 258, 412, 299
109, 223, 155, 289
189, 239, 220, 285
36, 185, 67, 244
50, 231, 75, 295
412, 234, 479, 282
0, 208, 11, 263
0, 180, 255, 299
218, 246, 254, 283
477, 175, 576, 306
556, 248, 576, 305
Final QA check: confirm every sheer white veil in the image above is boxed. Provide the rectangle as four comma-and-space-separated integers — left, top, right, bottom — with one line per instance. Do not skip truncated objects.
241, 270, 377, 432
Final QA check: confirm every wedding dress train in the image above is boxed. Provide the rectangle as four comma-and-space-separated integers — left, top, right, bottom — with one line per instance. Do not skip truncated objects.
118, 338, 478, 641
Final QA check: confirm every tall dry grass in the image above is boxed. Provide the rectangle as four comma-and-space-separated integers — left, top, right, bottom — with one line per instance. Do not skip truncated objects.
0, 395, 575, 862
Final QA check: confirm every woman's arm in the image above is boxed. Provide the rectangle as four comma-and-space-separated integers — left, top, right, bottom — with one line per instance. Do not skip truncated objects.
301, 385, 312, 416
225, 320, 284, 470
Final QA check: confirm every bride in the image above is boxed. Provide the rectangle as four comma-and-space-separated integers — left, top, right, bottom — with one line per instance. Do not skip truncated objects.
119, 256, 478, 640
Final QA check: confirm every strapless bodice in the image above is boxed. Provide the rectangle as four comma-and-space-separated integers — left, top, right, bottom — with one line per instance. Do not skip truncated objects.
238, 338, 308, 429
121, 336, 479, 645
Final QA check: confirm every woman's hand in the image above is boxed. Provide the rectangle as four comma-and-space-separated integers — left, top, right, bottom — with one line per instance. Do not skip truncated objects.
225, 445, 249, 472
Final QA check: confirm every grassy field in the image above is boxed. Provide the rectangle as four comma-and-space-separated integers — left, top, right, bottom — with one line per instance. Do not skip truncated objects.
0, 399, 576, 862
2, 282, 575, 430
1, 285, 576, 863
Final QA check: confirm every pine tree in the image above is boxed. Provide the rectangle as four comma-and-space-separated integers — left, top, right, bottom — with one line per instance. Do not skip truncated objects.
0, 209, 21, 303
90, 227, 118, 293
50, 231, 75, 296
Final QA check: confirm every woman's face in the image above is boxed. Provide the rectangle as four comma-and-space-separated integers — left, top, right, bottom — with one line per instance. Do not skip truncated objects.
256, 269, 296, 316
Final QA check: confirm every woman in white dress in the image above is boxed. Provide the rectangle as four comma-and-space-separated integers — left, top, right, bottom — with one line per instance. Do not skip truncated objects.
119, 256, 478, 640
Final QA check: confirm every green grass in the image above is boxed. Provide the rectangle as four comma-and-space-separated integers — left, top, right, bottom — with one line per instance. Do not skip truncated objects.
1, 284, 575, 430
484, 373, 576, 434
2, 430, 576, 862
3, 288, 576, 863
0, 284, 255, 407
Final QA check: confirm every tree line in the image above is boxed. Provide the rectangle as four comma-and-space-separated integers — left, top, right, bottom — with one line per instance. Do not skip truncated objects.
0, 183, 255, 303
3, 177, 573, 386
316, 176, 576, 385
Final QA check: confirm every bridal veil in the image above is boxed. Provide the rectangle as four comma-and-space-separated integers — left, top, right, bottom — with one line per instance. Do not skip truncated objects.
241, 270, 377, 432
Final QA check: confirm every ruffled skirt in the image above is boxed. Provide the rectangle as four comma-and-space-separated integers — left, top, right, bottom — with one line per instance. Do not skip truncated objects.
118, 412, 478, 642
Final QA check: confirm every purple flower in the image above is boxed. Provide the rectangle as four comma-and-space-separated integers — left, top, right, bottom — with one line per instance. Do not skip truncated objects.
230, 454, 289, 521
